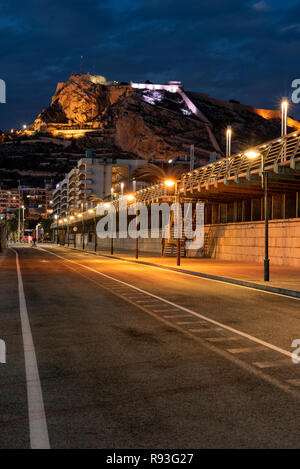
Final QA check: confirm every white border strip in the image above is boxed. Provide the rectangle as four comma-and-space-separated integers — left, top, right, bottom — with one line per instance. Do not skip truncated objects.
11, 249, 50, 449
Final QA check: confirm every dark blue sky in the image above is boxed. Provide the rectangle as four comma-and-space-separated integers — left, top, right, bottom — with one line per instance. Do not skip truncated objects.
1, 0, 300, 130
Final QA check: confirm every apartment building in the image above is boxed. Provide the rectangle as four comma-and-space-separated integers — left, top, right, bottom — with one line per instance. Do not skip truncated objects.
22, 188, 52, 220
0, 187, 52, 220
53, 154, 146, 219
53, 178, 68, 219
0, 190, 23, 215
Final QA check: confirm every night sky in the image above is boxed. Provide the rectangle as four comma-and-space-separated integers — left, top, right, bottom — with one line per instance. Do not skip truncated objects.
1, 0, 300, 130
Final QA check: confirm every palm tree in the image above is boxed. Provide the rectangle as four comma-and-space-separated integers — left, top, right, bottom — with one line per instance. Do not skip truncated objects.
133, 163, 186, 184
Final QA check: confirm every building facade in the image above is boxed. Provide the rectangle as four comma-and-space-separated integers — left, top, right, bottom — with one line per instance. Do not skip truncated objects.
53, 154, 146, 219
0, 190, 23, 215
21, 188, 52, 220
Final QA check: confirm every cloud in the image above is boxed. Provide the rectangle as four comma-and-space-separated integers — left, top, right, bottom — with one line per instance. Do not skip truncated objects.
1, 0, 300, 130
252, 1, 271, 12
280, 23, 300, 33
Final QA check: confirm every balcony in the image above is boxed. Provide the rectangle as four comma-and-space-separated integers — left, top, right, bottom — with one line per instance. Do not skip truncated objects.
78, 188, 93, 197
68, 194, 78, 204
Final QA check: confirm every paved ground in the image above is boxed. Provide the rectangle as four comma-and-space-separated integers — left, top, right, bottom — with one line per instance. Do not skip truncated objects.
71, 245, 300, 293
1, 245, 300, 448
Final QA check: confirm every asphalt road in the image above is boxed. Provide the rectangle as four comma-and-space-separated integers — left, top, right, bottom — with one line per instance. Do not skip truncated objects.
1, 245, 300, 449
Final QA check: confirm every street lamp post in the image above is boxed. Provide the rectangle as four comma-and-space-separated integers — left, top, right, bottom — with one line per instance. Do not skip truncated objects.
281, 99, 289, 163
164, 179, 181, 266
245, 150, 269, 281
18, 204, 21, 243
22, 205, 25, 241
126, 194, 138, 259
82, 217, 85, 250
88, 209, 97, 252
77, 213, 84, 250
263, 171, 269, 281
63, 218, 68, 246
69, 216, 75, 247
67, 218, 70, 247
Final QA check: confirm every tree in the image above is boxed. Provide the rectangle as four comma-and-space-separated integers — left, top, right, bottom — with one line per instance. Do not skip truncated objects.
7, 216, 18, 241
40, 218, 53, 241
133, 163, 187, 184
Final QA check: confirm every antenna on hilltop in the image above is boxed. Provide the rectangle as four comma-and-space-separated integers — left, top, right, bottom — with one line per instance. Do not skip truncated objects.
80, 56, 84, 75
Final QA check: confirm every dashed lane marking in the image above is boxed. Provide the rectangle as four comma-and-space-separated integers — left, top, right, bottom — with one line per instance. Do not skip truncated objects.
38, 247, 294, 361
188, 328, 222, 333
254, 359, 293, 369
227, 346, 266, 354
163, 314, 193, 318
36, 247, 300, 400
206, 337, 240, 343
176, 321, 202, 325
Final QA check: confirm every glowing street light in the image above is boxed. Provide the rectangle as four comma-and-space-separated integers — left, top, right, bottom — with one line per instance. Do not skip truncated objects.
226, 126, 232, 158
281, 99, 288, 137
244, 150, 261, 159
126, 194, 135, 202
164, 179, 176, 188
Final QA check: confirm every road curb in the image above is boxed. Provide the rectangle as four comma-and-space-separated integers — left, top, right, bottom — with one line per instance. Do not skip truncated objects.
66, 246, 300, 300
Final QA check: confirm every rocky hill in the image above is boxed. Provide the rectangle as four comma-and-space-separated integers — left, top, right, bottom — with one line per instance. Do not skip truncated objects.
0, 72, 299, 189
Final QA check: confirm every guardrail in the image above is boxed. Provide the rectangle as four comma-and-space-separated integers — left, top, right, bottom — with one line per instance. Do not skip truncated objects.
53, 130, 300, 227
134, 130, 300, 202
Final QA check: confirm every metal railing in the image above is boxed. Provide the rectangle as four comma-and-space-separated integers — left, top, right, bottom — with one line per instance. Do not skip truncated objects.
53, 130, 300, 227
134, 130, 300, 202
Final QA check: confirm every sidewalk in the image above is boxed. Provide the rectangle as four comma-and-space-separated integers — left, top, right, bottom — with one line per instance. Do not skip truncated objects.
65, 244, 300, 298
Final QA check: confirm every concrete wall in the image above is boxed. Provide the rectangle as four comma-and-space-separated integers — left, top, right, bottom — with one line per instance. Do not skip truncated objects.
197, 218, 300, 266
94, 218, 300, 265
63, 218, 300, 266
93, 236, 162, 254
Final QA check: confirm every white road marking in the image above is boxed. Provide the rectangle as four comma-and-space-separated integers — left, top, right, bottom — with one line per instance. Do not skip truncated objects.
206, 337, 240, 343
163, 314, 191, 318
11, 249, 50, 450
188, 328, 220, 333
38, 247, 295, 360
176, 321, 200, 325
254, 359, 293, 369
227, 346, 266, 354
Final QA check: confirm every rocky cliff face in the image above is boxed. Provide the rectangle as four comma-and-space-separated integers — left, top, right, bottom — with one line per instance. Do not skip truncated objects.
32, 73, 298, 162
1, 73, 299, 189
35, 73, 129, 128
